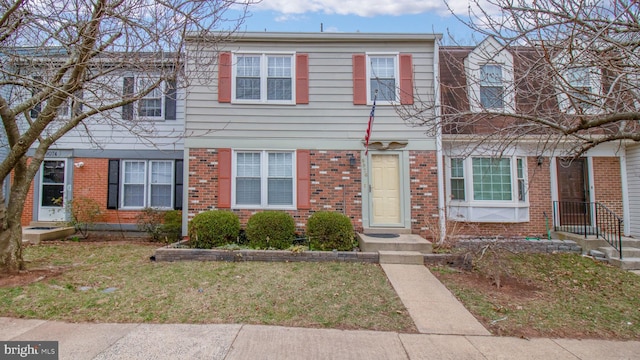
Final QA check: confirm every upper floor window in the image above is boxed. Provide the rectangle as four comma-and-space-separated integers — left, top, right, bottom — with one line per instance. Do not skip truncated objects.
480, 64, 504, 109
563, 67, 597, 111
233, 150, 295, 208
233, 53, 295, 103
368, 54, 398, 103
122, 76, 177, 121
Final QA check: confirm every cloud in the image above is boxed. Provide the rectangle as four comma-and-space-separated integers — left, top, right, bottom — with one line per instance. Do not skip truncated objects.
254, 0, 457, 17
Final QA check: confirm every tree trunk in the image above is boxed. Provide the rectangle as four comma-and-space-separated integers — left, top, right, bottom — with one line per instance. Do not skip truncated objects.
0, 157, 35, 275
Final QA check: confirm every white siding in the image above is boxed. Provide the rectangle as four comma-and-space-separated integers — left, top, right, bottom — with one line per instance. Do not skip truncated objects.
185, 34, 437, 150
627, 144, 640, 237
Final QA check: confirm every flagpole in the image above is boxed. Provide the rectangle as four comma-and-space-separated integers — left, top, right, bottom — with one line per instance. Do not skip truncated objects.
364, 89, 378, 156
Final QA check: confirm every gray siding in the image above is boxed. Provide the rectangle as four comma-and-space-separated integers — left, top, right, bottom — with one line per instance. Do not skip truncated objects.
185, 35, 437, 150
627, 144, 640, 237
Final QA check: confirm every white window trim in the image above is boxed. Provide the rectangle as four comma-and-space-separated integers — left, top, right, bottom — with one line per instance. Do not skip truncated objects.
136, 77, 165, 120
231, 150, 297, 210
366, 52, 399, 106
464, 37, 515, 114
120, 160, 174, 210
231, 52, 296, 105
556, 66, 603, 114
446, 156, 529, 222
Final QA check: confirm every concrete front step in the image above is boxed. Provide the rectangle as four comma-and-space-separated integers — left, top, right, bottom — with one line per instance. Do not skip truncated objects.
597, 246, 640, 259
607, 257, 640, 270
378, 251, 424, 265
22, 226, 75, 244
357, 233, 432, 254
553, 232, 640, 252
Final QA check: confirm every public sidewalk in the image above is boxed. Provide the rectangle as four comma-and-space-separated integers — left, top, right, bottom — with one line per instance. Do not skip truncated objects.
2, 317, 640, 359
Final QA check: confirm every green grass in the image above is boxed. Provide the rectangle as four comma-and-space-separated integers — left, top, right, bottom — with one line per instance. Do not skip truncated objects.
1, 243, 416, 332
433, 252, 640, 339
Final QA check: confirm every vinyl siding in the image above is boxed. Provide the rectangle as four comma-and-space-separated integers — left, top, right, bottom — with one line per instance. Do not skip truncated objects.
185, 37, 437, 150
627, 144, 640, 237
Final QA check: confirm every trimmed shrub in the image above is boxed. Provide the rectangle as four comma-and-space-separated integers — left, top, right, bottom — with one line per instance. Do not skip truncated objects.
161, 210, 183, 243
307, 211, 355, 251
136, 208, 182, 243
188, 210, 240, 249
246, 211, 295, 249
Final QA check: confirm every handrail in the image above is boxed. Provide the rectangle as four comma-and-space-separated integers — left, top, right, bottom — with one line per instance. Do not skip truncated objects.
553, 201, 623, 259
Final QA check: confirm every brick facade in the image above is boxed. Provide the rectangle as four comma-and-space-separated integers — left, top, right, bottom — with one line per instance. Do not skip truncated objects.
187, 148, 439, 236
592, 157, 623, 215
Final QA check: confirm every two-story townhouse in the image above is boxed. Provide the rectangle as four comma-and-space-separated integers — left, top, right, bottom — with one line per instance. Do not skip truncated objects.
11, 54, 186, 230
183, 32, 443, 237
439, 37, 629, 239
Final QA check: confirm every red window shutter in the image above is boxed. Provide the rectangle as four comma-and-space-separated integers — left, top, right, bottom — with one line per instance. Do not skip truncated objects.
296, 54, 309, 104
218, 52, 232, 103
296, 150, 311, 210
399, 54, 414, 105
352, 54, 367, 105
218, 148, 232, 208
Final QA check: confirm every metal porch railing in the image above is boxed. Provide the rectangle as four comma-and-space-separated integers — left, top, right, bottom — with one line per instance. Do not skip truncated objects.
553, 201, 623, 259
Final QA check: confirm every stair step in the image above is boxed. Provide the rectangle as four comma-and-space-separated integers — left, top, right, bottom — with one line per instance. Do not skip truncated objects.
378, 251, 424, 265
357, 233, 432, 253
607, 257, 640, 270
597, 246, 640, 259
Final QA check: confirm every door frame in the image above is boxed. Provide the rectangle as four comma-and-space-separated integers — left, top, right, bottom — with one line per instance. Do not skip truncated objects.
37, 158, 69, 222
362, 150, 409, 229
551, 156, 595, 227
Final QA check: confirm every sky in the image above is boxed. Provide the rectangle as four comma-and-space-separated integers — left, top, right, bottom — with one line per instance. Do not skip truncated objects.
237, 0, 494, 45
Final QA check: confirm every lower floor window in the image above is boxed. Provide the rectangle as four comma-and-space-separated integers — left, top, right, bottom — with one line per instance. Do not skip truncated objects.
234, 151, 294, 208
122, 160, 173, 208
449, 156, 526, 203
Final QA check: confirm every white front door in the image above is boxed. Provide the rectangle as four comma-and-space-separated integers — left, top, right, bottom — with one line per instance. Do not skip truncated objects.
38, 159, 67, 222
370, 154, 402, 226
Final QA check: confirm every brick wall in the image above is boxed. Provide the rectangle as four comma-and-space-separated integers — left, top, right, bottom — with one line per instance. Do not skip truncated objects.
592, 157, 623, 216
409, 151, 440, 239
188, 149, 363, 233
449, 156, 553, 238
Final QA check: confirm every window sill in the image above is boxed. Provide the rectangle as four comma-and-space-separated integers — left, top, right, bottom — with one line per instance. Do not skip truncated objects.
447, 202, 529, 223
232, 205, 297, 211
231, 100, 296, 106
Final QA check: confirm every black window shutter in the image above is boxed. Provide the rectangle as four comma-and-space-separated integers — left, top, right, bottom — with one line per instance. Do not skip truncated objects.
165, 79, 177, 120
107, 159, 120, 209
72, 90, 83, 116
174, 159, 183, 210
122, 77, 134, 120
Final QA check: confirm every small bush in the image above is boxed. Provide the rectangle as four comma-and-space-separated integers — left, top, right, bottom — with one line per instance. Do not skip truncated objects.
246, 211, 295, 249
188, 210, 240, 249
68, 196, 104, 238
307, 211, 355, 251
136, 208, 183, 243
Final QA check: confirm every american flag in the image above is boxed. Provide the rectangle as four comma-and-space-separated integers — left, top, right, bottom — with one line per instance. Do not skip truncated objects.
364, 89, 378, 155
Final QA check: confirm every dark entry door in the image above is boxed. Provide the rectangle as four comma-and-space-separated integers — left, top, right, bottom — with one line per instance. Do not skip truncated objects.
557, 158, 590, 226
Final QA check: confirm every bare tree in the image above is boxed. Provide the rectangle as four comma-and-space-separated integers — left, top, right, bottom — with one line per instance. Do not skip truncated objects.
400, 0, 640, 157
0, 0, 257, 274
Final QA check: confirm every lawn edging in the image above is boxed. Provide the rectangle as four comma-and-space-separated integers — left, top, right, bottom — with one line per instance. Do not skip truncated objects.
153, 241, 471, 268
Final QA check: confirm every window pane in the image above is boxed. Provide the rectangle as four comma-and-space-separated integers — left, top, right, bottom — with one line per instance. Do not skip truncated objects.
472, 158, 512, 201
124, 161, 145, 184
268, 178, 293, 205
371, 79, 396, 102
151, 161, 172, 184
268, 153, 292, 177
150, 184, 172, 207
138, 79, 163, 117
267, 78, 292, 100
451, 158, 464, 178
267, 57, 291, 77
123, 184, 145, 207
480, 65, 502, 85
450, 179, 465, 201
480, 86, 504, 108
237, 153, 260, 177
236, 78, 261, 100
236, 178, 260, 205
370, 57, 396, 101
237, 56, 260, 76
370, 57, 395, 78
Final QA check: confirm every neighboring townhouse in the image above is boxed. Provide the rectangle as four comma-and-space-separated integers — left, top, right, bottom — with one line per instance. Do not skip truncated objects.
625, 145, 640, 237
439, 37, 628, 239
8, 52, 186, 230
183, 32, 442, 237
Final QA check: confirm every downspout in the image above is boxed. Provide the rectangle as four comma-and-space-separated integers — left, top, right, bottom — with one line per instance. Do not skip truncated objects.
620, 149, 630, 236
434, 38, 447, 242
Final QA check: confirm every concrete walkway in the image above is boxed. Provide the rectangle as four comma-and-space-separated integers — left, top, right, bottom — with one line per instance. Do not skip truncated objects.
382, 264, 490, 336
2, 317, 640, 359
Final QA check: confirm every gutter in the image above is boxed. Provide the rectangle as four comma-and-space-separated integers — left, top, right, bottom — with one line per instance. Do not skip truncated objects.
434, 40, 447, 242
